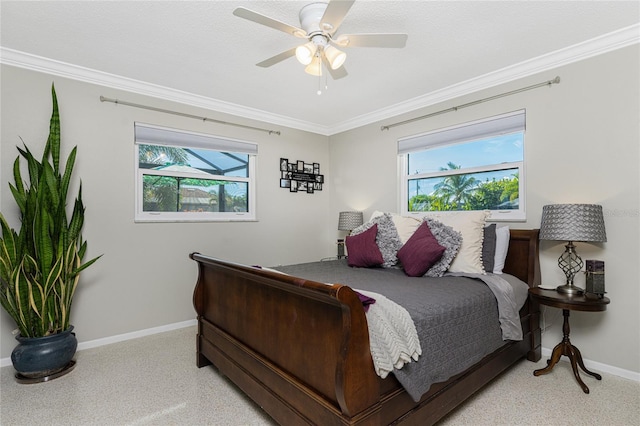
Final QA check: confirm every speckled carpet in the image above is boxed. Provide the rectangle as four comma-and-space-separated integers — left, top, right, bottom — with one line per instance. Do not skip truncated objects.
1, 326, 638, 425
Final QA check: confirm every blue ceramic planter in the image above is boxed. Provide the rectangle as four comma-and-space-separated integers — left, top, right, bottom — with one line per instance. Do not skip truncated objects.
11, 326, 77, 380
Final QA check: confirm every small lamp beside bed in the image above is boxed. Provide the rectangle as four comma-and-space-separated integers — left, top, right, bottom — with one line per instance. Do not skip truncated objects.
337, 211, 364, 259
539, 203, 607, 294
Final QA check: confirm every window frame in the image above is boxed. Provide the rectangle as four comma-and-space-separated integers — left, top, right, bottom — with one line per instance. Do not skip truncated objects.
134, 123, 257, 223
398, 110, 526, 221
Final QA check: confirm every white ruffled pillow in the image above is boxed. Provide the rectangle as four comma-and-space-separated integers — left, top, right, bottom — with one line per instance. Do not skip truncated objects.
421, 218, 462, 277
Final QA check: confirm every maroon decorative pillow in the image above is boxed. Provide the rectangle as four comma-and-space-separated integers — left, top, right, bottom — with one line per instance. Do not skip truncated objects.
397, 222, 447, 277
346, 224, 384, 268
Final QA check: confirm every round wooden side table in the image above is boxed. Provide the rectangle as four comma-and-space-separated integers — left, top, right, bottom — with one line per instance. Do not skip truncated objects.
528, 287, 610, 394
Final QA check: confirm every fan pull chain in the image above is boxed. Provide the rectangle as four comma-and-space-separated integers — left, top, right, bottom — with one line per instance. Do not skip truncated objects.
317, 51, 323, 95
324, 67, 329, 92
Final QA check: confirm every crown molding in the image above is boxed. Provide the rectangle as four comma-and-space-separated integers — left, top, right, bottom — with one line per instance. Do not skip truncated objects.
0, 47, 331, 136
1, 23, 637, 136
331, 23, 640, 135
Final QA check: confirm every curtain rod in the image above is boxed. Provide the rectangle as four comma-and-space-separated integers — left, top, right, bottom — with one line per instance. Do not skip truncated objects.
380, 76, 561, 131
99, 96, 281, 136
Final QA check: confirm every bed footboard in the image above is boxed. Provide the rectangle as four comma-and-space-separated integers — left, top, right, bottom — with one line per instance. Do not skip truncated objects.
191, 254, 382, 425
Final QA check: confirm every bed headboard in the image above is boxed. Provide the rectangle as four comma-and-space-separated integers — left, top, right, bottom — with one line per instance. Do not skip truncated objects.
503, 228, 540, 288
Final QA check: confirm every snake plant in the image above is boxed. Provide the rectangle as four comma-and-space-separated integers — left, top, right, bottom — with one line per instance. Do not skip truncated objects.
0, 85, 100, 338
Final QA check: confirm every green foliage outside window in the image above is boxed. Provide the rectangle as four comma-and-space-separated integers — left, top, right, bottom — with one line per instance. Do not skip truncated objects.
409, 163, 519, 212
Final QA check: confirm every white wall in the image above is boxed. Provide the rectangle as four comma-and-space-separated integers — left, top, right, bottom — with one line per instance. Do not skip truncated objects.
0, 65, 332, 358
329, 45, 640, 374
2, 45, 639, 376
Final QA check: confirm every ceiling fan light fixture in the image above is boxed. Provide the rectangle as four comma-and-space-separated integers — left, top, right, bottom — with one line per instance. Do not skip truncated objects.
234, 1, 407, 82
295, 42, 317, 65
304, 55, 323, 76
324, 45, 346, 69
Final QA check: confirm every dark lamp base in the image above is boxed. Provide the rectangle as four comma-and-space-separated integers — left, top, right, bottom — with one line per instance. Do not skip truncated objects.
556, 284, 584, 295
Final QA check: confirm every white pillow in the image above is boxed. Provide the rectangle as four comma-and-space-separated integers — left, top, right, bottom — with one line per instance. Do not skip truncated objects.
419, 210, 490, 274
369, 211, 421, 245
493, 225, 510, 274
392, 216, 422, 244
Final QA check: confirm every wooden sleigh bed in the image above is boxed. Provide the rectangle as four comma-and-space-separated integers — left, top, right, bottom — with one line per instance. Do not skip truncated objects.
191, 229, 541, 425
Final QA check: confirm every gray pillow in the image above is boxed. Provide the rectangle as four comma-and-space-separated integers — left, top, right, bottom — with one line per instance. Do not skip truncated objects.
422, 218, 462, 277
351, 213, 403, 268
482, 223, 497, 273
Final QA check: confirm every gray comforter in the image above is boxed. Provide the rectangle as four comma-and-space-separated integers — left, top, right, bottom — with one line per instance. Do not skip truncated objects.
275, 259, 528, 402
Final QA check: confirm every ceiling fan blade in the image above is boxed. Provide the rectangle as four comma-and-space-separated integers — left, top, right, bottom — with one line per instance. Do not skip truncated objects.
320, 0, 355, 35
334, 33, 408, 48
233, 7, 306, 38
321, 54, 348, 80
256, 48, 297, 68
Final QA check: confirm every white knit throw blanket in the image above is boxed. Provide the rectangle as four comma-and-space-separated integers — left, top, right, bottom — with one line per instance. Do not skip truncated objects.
357, 289, 422, 379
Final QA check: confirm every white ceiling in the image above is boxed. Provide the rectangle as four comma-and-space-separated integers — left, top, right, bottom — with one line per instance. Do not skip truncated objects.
1, 1, 639, 135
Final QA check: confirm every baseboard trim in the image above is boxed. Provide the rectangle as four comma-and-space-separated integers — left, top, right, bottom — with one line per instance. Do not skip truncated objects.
0, 319, 197, 368
3, 325, 637, 383
541, 347, 640, 382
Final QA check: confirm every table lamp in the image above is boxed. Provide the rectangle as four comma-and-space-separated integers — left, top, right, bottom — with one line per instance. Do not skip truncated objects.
337, 211, 363, 258
539, 204, 607, 294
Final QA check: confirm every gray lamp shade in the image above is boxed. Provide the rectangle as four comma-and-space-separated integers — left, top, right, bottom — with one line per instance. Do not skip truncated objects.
338, 211, 364, 231
539, 204, 607, 242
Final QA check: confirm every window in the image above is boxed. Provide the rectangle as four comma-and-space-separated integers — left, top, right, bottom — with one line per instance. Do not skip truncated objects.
399, 110, 525, 221
134, 123, 257, 222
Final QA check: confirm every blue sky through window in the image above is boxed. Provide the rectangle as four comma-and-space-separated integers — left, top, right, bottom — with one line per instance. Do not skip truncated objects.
407, 132, 523, 197
408, 132, 523, 175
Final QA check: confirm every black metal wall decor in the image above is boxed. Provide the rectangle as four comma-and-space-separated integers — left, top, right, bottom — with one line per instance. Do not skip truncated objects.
279, 158, 323, 194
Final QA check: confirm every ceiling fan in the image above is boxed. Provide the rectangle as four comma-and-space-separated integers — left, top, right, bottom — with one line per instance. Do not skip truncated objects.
233, 0, 408, 80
